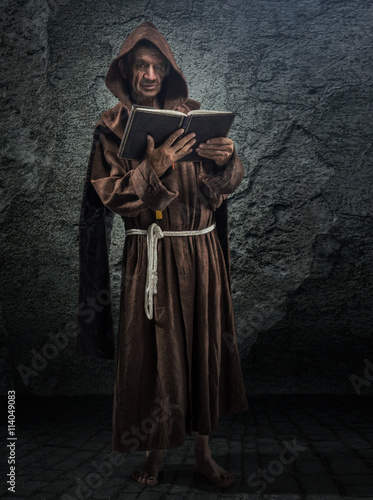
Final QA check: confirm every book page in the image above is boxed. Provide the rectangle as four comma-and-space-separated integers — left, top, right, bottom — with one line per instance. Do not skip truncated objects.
188, 109, 234, 115
134, 106, 186, 117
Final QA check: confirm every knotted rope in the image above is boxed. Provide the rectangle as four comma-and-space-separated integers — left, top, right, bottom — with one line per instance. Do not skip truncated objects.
125, 222, 216, 319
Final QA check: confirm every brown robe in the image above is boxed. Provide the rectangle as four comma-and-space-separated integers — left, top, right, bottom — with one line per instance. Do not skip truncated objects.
77, 21, 248, 452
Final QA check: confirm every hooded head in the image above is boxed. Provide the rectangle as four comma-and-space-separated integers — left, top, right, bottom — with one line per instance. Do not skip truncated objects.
105, 22, 189, 111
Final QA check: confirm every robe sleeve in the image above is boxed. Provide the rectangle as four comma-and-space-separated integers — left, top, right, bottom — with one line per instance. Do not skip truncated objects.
90, 126, 179, 217
199, 148, 244, 195
198, 149, 244, 210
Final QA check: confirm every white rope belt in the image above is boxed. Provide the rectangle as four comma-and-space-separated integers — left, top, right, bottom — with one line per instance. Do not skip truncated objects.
125, 222, 216, 320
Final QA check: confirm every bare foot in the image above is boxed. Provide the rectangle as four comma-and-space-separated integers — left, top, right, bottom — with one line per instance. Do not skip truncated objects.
194, 433, 234, 488
195, 455, 234, 487
130, 449, 164, 486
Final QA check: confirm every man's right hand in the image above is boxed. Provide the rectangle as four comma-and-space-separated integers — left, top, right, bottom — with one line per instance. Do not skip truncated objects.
146, 129, 196, 177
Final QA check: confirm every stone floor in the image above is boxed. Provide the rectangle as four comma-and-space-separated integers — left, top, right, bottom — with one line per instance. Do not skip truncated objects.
1, 394, 373, 500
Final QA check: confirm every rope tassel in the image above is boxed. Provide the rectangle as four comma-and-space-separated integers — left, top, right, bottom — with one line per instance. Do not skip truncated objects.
144, 223, 164, 319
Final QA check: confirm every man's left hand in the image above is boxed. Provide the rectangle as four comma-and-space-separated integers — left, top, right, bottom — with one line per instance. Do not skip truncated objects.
196, 137, 234, 167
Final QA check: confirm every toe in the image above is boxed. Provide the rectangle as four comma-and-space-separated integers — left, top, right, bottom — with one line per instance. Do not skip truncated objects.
147, 474, 158, 485
132, 470, 147, 484
219, 473, 234, 487
130, 470, 139, 482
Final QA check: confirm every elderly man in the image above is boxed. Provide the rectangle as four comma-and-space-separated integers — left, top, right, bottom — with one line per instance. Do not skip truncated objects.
77, 21, 248, 488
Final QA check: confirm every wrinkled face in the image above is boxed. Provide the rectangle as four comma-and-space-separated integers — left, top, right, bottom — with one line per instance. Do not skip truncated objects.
128, 46, 167, 103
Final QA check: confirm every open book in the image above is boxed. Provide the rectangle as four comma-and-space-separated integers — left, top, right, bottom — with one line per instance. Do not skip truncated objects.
118, 105, 236, 162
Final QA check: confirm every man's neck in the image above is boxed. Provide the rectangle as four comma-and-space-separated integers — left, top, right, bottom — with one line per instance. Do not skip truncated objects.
131, 89, 160, 109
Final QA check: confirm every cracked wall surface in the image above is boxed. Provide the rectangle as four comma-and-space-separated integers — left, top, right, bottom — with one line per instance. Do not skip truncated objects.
1, 0, 373, 395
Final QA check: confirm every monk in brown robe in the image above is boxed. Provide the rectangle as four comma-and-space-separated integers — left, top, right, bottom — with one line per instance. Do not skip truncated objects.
78, 21, 248, 488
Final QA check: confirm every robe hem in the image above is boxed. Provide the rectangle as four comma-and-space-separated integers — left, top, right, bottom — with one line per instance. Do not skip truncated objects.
111, 403, 249, 452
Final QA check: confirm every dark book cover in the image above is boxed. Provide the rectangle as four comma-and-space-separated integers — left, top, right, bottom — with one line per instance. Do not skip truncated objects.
118, 106, 184, 161
181, 113, 236, 162
118, 106, 236, 162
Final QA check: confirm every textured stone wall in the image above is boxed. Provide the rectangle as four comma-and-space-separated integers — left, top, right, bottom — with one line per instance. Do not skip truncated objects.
1, 0, 372, 395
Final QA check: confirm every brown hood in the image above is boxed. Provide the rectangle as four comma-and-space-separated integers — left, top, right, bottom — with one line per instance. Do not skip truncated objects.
105, 21, 189, 111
